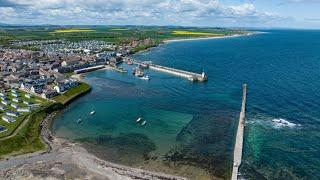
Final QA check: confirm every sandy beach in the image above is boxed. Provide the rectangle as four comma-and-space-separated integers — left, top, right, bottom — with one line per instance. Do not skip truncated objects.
163, 32, 255, 43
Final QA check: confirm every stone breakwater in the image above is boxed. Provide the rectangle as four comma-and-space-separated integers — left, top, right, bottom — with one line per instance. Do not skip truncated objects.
231, 84, 247, 180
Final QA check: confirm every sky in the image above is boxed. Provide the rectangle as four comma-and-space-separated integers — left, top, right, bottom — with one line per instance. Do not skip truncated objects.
0, 0, 319, 29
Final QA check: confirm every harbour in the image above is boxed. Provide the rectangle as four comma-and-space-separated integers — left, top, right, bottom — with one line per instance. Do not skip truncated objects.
232, 84, 247, 180
52, 30, 320, 179
132, 60, 208, 82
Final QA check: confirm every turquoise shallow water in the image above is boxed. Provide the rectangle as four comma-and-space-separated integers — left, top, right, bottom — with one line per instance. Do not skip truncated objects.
53, 30, 320, 179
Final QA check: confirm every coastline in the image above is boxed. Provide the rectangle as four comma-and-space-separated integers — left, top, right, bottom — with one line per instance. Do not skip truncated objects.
163, 32, 256, 43
0, 111, 187, 180
0, 69, 188, 180
0, 32, 258, 179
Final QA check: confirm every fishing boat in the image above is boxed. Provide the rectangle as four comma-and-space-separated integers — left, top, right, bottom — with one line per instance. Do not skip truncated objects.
90, 110, 96, 115
141, 121, 147, 126
133, 67, 144, 77
136, 117, 142, 123
113, 67, 128, 73
140, 75, 150, 81
76, 118, 82, 124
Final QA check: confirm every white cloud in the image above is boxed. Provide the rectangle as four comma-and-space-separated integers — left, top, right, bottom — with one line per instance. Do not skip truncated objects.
0, 0, 288, 26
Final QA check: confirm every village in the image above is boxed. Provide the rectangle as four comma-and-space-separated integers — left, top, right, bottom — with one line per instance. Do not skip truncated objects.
0, 36, 206, 135
0, 38, 149, 134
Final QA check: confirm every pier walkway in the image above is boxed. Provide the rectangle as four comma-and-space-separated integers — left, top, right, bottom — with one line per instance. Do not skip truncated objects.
132, 60, 207, 82
231, 84, 247, 180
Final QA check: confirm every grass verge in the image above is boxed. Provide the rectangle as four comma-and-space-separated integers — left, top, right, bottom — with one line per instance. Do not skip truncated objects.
53, 82, 91, 105
0, 82, 91, 159
0, 103, 59, 158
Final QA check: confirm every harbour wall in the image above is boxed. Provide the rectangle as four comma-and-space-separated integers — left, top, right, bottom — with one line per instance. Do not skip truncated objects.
133, 60, 207, 82
231, 84, 247, 180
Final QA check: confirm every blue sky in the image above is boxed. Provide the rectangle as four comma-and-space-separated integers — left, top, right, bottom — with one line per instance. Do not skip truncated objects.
0, 0, 319, 28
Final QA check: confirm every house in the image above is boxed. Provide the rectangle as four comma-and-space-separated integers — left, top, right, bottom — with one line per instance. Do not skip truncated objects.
41, 89, 58, 99
17, 108, 31, 113
4, 74, 19, 84
0, 125, 7, 133
12, 98, 21, 103
0, 105, 7, 111
1, 100, 9, 106
23, 101, 32, 106
25, 94, 33, 99
61, 60, 80, 67
54, 79, 79, 93
0, 96, 8, 101
31, 84, 44, 94
11, 89, 17, 93
2, 115, 16, 123
6, 111, 19, 117
11, 92, 20, 97
0, 92, 6, 97
11, 103, 18, 109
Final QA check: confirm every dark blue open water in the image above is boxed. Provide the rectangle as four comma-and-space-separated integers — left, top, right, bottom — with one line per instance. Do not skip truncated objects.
52, 30, 320, 179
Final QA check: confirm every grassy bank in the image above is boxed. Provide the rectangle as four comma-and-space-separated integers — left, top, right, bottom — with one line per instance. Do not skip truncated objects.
53, 82, 91, 105
0, 103, 56, 158
0, 90, 48, 138
0, 82, 91, 159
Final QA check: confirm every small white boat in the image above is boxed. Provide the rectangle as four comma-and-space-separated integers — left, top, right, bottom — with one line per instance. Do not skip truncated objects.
76, 118, 82, 124
141, 121, 147, 126
136, 117, 142, 123
140, 75, 150, 81
90, 110, 96, 115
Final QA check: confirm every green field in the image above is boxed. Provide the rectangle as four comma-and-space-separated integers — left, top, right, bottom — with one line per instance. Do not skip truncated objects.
0, 26, 246, 50
0, 103, 54, 158
0, 82, 91, 158
53, 82, 91, 105
172, 30, 223, 36
52, 28, 96, 33
0, 90, 48, 138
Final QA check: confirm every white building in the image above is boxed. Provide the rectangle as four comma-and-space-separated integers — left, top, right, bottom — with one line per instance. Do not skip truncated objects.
11, 93, 20, 97
2, 115, 16, 123
25, 94, 33, 99
17, 108, 31, 113
23, 101, 31, 105
6, 111, 19, 117
11, 103, 19, 109
12, 98, 21, 103
1, 100, 9, 106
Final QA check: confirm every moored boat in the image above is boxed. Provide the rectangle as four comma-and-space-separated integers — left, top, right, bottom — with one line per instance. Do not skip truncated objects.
113, 67, 128, 73
133, 67, 144, 77
140, 75, 150, 81
136, 117, 142, 123
76, 118, 82, 124
141, 121, 147, 126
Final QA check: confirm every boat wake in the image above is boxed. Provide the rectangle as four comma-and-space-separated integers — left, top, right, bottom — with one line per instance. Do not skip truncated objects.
271, 118, 300, 128
246, 115, 301, 129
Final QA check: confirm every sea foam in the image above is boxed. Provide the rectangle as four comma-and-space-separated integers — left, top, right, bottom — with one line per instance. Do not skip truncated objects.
271, 118, 300, 128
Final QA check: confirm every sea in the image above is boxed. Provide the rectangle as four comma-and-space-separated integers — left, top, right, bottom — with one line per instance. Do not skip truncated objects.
52, 30, 320, 180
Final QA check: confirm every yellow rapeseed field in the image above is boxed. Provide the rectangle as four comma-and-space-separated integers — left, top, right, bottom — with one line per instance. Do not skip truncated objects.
52, 29, 96, 33
172, 31, 221, 36
110, 28, 128, 31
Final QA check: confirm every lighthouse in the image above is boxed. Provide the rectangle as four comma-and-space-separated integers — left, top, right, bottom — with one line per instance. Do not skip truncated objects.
201, 69, 208, 81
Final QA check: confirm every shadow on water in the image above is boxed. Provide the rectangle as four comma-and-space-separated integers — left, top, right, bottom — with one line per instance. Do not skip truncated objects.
76, 133, 157, 165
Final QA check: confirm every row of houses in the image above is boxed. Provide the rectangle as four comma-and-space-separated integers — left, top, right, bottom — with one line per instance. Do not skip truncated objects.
0, 90, 35, 123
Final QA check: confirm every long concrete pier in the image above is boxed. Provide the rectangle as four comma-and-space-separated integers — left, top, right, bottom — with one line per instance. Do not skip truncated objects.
133, 60, 207, 82
231, 84, 247, 180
